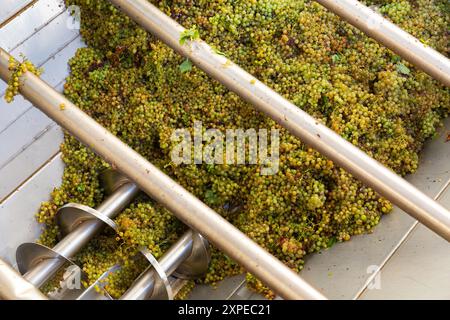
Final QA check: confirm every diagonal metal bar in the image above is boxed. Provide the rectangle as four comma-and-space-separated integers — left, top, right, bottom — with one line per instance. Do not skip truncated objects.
315, 0, 450, 86
0, 47, 327, 300
109, 0, 450, 242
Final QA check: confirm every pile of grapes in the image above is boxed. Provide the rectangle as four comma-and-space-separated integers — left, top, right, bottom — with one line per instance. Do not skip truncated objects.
33, 0, 449, 298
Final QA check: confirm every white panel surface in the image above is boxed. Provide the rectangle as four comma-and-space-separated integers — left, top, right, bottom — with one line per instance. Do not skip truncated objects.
0, 0, 34, 25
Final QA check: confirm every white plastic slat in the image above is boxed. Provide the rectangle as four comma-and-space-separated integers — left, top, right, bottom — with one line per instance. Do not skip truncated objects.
0, 126, 62, 202
0, 7, 79, 95
0, 0, 66, 51
0, 6, 83, 202
0, 104, 57, 168
0, 154, 64, 267
0, 36, 83, 199
0, 37, 83, 201
0, 36, 83, 132
0, 0, 34, 25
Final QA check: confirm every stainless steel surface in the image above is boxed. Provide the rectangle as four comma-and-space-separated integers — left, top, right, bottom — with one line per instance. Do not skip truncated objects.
109, 0, 450, 243
0, 8, 79, 95
173, 233, 210, 280
16, 242, 74, 275
0, 107, 55, 169
121, 230, 204, 300
77, 265, 119, 300
139, 247, 174, 300
0, 5, 81, 277
0, 154, 64, 267
169, 276, 188, 297
47, 278, 86, 300
0, 125, 62, 202
56, 203, 119, 236
91, 181, 140, 218
0, 257, 47, 300
57, 181, 139, 236
360, 182, 450, 300
100, 169, 133, 195
159, 231, 196, 276
20, 179, 139, 287
0, 8, 80, 192
315, 0, 450, 86
18, 241, 84, 291
0, 48, 326, 300
78, 270, 188, 300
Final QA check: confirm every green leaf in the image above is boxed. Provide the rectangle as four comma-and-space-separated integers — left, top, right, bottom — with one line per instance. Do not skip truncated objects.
327, 237, 337, 248
205, 189, 219, 205
391, 55, 401, 63
396, 62, 410, 75
182, 113, 190, 125
331, 54, 341, 63
179, 58, 192, 73
76, 183, 85, 193
179, 26, 200, 45
211, 46, 226, 57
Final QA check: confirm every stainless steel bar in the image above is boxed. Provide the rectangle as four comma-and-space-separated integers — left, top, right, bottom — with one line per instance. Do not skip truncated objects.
314, 0, 450, 86
120, 231, 193, 300
97, 182, 140, 219
108, 0, 450, 242
158, 232, 193, 276
0, 258, 47, 300
24, 182, 139, 287
0, 48, 326, 300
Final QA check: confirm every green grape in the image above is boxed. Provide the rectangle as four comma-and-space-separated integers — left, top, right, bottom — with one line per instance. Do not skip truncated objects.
4, 56, 42, 103
36, 0, 449, 298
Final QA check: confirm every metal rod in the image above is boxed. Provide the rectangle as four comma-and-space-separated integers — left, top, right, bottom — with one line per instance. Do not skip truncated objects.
0, 48, 326, 300
120, 231, 194, 300
0, 258, 48, 300
315, 0, 450, 86
24, 182, 139, 287
108, 0, 450, 242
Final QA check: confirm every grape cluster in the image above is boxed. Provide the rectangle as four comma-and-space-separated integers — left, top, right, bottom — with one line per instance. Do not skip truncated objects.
35, 0, 449, 298
4, 56, 42, 103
